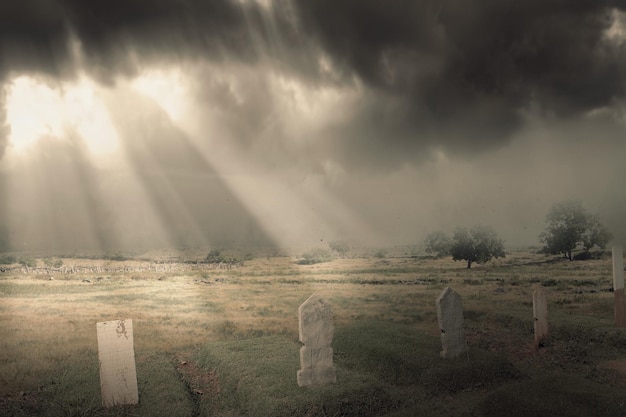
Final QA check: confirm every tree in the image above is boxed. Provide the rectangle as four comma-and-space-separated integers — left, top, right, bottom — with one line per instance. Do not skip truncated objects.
424, 231, 452, 258
539, 200, 612, 260
450, 225, 505, 268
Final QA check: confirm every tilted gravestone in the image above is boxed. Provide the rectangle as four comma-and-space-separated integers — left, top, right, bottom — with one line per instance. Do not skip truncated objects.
533, 288, 549, 348
96, 319, 139, 407
613, 246, 625, 328
436, 287, 468, 359
297, 294, 336, 386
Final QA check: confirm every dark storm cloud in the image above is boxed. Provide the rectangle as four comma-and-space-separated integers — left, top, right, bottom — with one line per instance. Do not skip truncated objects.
55, 0, 321, 84
0, 0, 319, 80
1, 0, 625, 168
58, 0, 250, 81
0, 1, 72, 159
0, 1, 72, 77
0, 0, 316, 159
295, 0, 626, 162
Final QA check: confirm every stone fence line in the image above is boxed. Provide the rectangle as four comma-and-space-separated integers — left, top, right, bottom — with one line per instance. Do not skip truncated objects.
0, 260, 244, 275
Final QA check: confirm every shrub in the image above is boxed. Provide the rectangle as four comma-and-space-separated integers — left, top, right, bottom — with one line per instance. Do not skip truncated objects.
206, 249, 226, 263
373, 249, 387, 259
18, 256, 36, 268
298, 248, 333, 265
44, 258, 64, 268
103, 251, 127, 261
0, 254, 16, 265
328, 240, 350, 257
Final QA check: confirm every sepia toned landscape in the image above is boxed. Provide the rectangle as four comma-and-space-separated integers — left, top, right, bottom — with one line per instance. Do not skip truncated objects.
2, 247, 626, 416
1, 1, 626, 416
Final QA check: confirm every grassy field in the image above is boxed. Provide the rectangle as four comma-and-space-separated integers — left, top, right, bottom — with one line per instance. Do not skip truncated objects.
1, 249, 626, 416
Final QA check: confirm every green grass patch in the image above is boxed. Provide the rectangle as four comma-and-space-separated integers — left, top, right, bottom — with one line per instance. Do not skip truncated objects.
192, 321, 528, 417
37, 349, 194, 417
333, 321, 439, 385
3, 251, 626, 416
194, 333, 409, 416
420, 349, 523, 394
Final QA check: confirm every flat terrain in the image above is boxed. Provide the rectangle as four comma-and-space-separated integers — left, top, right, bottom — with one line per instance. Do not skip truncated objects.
1, 249, 626, 416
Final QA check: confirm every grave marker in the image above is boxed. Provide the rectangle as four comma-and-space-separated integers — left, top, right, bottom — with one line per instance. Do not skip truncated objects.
96, 319, 139, 407
613, 246, 625, 328
533, 288, 548, 348
436, 287, 468, 358
297, 294, 336, 386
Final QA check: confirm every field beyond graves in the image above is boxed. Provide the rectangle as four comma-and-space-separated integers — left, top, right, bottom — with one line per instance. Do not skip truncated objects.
2, 248, 626, 416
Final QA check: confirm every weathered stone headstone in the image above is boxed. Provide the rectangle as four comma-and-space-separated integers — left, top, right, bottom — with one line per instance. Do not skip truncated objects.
96, 319, 139, 407
613, 246, 625, 328
297, 294, 336, 386
533, 288, 548, 348
436, 287, 468, 359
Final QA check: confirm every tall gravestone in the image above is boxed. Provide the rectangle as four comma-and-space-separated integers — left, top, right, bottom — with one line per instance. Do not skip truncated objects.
96, 319, 139, 407
533, 288, 549, 348
613, 246, 625, 328
436, 287, 468, 358
297, 294, 336, 386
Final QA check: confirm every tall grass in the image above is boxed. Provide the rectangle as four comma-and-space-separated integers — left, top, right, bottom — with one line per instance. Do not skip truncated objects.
0, 251, 625, 415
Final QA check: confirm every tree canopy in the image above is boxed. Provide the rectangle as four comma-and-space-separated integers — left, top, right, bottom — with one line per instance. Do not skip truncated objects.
539, 200, 612, 260
450, 225, 505, 268
424, 230, 452, 258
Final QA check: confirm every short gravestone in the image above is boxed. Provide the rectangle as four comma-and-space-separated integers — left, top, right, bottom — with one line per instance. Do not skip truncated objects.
436, 287, 468, 358
533, 288, 549, 348
96, 319, 139, 407
613, 246, 625, 328
297, 294, 336, 386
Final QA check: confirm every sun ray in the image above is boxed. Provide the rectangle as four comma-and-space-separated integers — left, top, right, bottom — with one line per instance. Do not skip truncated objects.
3, 75, 120, 157
130, 68, 189, 123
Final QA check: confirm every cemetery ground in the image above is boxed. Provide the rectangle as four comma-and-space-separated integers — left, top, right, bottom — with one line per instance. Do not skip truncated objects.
2, 249, 626, 416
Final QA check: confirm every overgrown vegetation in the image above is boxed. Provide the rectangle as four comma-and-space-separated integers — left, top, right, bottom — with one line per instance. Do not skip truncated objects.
102, 251, 128, 261
297, 247, 334, 264
540, 200, 612, 260
423, 231, 451, 258
328, 240, 350, 258
43, 257, 64, 268
17, 256, 36, 268
206, 249, 227, 263
0, 254, 16, 265
205, 248, 253, 264
423, 225, 505, 268
1, 250, 625, 416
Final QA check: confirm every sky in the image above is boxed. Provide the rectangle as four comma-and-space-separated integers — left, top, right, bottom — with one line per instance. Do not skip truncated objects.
0, 0, 625, 253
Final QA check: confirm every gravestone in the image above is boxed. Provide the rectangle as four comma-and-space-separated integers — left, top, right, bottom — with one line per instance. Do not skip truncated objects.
613, 246, 625, 328
96, 319, 139, 407
533, 288, 548, 348
297, 294, 336, 386
436, 287, 468, 358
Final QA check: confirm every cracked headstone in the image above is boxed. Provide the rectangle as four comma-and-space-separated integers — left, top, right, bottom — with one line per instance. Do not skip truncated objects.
436, 287, 468, 359
96, 319, 139, 407
613, 246, 625, 328
297, 294, 336, 386
533, 288, 549, 348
